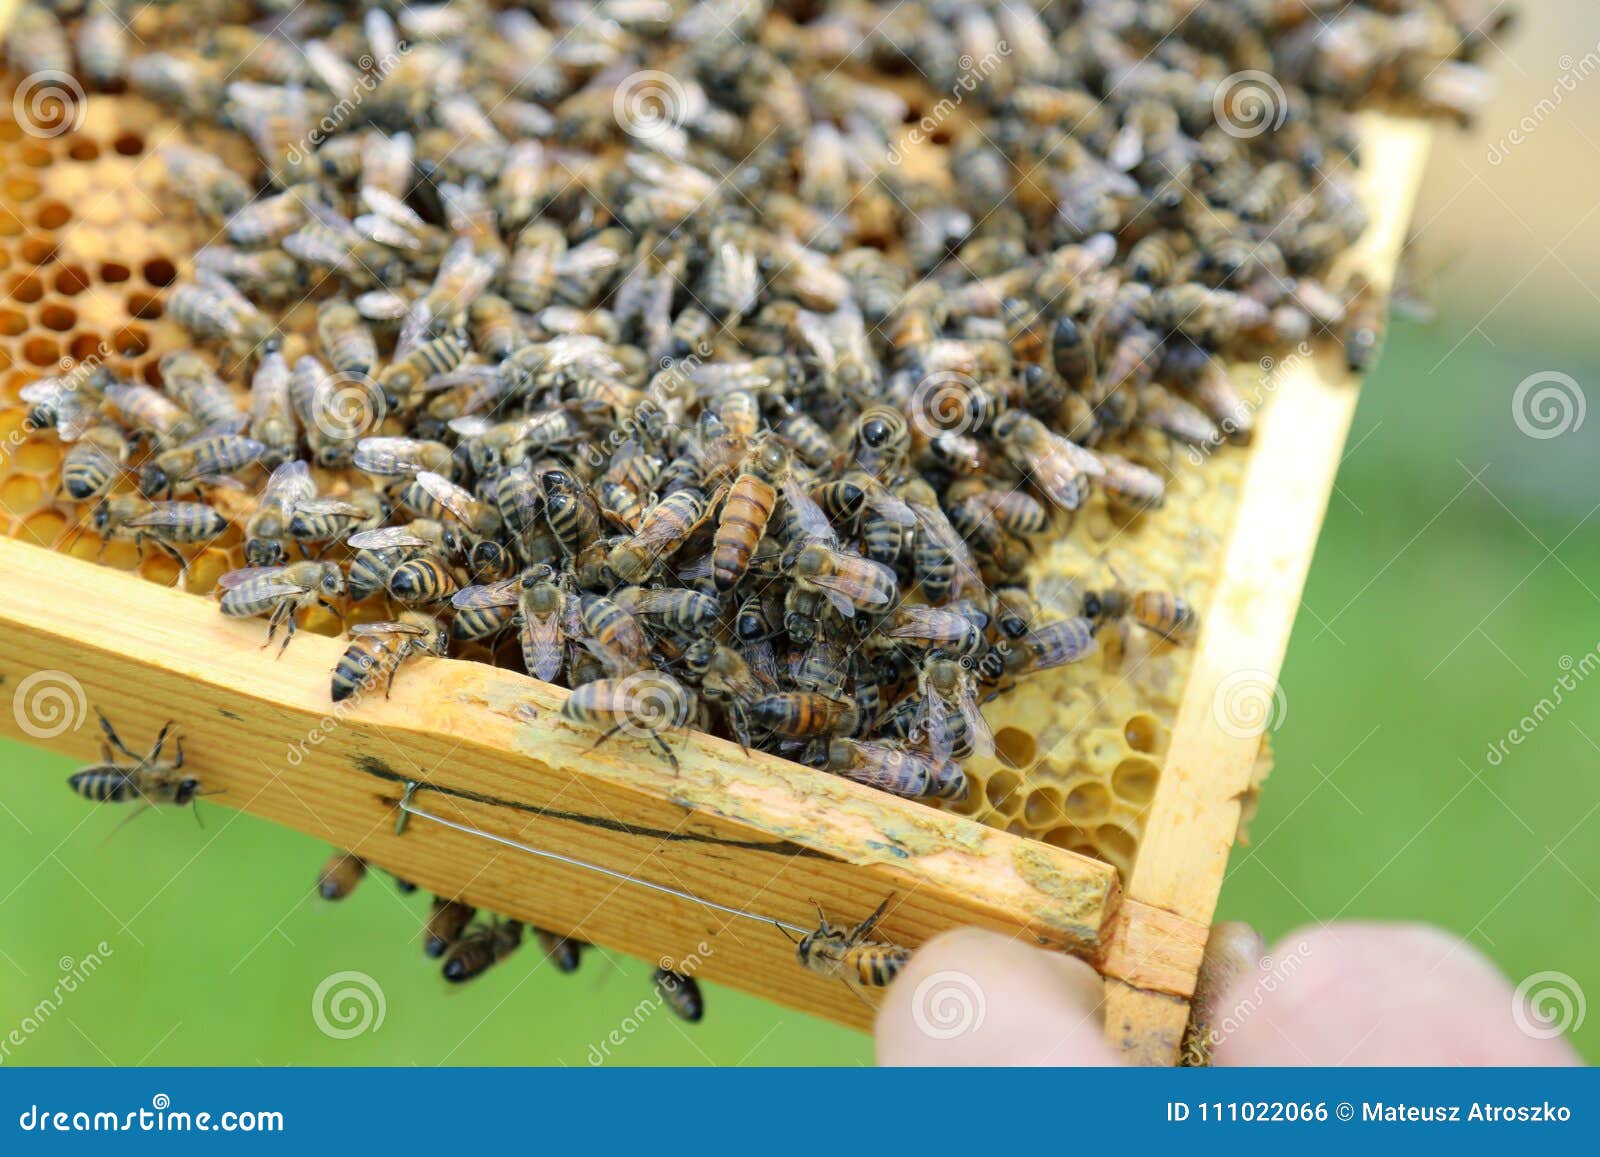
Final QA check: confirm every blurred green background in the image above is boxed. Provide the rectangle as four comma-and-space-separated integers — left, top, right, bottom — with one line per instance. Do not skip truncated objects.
3, 7, 1596, 1066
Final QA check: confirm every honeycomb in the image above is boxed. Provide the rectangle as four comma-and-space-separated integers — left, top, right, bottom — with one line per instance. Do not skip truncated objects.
0, 75, 1271, 880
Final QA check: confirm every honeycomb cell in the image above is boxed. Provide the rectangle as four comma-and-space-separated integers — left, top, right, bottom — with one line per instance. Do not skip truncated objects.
8, 273, 44, 304
18, 142, 53, 168
68, 332, 105, 361
17, 508, 69, 548
100, 262, 131, 283
4, 174, 41, 202
1111, 758, 1161, 807
1094, 824, 1139, 866
126, 290, 163, 320
67, 139, 100, 162
1023, 786, 1064, 829
40, 303, 76, 332
0, 473, 47, 518
0, 308, 25, 336
112, 326, 149, 356
22, 337, 59, 367
14, 439, 62, 474
1124, 712, 1161, 753
984, 770, 1023, 817
142, 257, 177, 287
993, 726, 1037, 770
113, 132, 146, 156
53, 264, 91, 295
20, 235, 57, 265
1061, 781, 1112, 825
35, 201, 71, 230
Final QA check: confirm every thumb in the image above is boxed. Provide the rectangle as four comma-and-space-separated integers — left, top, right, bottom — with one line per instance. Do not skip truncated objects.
875, 928, 1122, 1065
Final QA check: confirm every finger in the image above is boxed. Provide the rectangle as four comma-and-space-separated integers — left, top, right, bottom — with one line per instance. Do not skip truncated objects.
1211, 922, 1583, 1066
875, 928, 1122, 1066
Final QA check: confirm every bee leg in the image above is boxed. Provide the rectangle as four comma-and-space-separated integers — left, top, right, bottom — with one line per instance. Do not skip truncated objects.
650, 731, 680, 775
979, 681, 1016, 706
146, 721, 173, 764
262, 602, 287, 649
277, 611, 300, 656
854, 896, 894, 940
152, 539, 190, 587
97, 711, 139, 761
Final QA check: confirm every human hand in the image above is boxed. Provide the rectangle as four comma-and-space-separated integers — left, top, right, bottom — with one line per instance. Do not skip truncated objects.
876, 922, 1582, 1066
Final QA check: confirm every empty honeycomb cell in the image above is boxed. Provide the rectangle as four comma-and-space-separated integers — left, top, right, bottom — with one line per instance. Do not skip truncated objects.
17, 508, 69, 548
185, 549, 234, 596
1062, 780, 1113, 825
127, 290, 163, 320
1111, 757, 1161, 807
113, 132, 146, 157
1124, 712, 1162, 753
35, 201, 71, 231
40, 303, 76, 332
0, 473, 47, 518
142, 257, 177, 287
20, 236, 57, 265
18, 143, 52, 168
9, 273, 44, 304
100, 262, 131, 283
67, 139, 100, 162
112, 326, 149, 356
0, 308, 25, 336
140, 359, 163, 386
53, 264, 91, 295
138, 552, 183, 586
984, 769, 1024, 817
68, 332, 105, 361
992, 724, 1039, 769
22, 337, 60, 367
301, 605, 344, 637
1023, 786, 1064, 829
1094, 824, 1139, 866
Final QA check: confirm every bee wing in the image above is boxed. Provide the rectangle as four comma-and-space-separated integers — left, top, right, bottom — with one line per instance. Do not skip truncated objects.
956, 673, 994, 759
908, 499, 983, 594
883, 604, 951, 638
261, 459, 316, 509
125, 504, 210, 529
415, 469, 479, 524
780, 475, 836, 545
419, 365, 498, 395
446, 415, 493, 439
215, 565, 284, 590
580, 635, 640, 678
862, 485, 916, 527
353, 437, 421, 475
519, 611, 565, 682
359, 185, 429, 232
913, 691, 951, 764
451, 578, 522, 609
347, 526, 431, 549
294, 496, 368, 517
349, 620, 429, 637
354, 289, 411, 321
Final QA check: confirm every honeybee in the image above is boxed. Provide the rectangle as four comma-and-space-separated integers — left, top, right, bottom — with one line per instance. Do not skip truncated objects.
786, 542, 897, 619
317, 298, 379, 381
104, 381, 198, 449
316, 851, 366, 900
711, 442, 788, 591
353, 437, 455, 480
244, 459, 314, 566
870, 605, 986, 660
916, 655, 994, 762
539, 468, 604, 560
1342, 274, 1385, 374
217, 560, 345, 653
249, 351, 298, 466
849, 406, 910, 480
226, 182, 315, 246
91, 497, 229, 580
653, 968, 704, 1023
61, 426, 129, 501
1095, 451, 1167, 511
20, 372, 107, 442
331, 612, 449, 702
160, 144, 252, 220
139, 432, 267, 497
423, 897, 477, 958
380, 332, 469, 409
824, 738, 956, 800
576, 593, 652, 676
453, 567, 575, 682
167, 273, 277, 355
607, 489, 712, 584
561, 672, 695, 771
992, 411, 1106, 511
1002, 617, 1100, 678
793, 898, 911, 988
1082, 583, 1198, 645
534, 928, 584, 973
749, 691, 859, 742
442, 919, 524, 983
67, 712, 201, 811
76, 0, 129, 87
160, 351, 246, 433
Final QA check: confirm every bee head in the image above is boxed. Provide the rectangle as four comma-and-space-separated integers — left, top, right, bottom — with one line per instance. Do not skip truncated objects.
175, 778, 203, 807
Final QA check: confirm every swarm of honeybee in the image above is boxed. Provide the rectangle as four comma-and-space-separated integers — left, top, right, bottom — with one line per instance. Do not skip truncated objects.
19, 0, 1505, 811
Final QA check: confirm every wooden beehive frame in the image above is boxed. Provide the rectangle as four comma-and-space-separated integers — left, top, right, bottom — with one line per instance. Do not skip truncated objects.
0, 4, 1433, 1060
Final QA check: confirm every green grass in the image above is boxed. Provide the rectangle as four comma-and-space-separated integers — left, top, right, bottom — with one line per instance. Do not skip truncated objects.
0, 319, 1592, 1065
